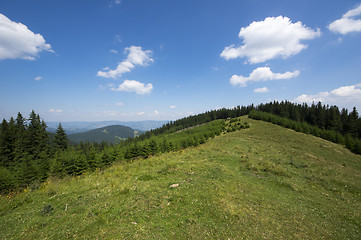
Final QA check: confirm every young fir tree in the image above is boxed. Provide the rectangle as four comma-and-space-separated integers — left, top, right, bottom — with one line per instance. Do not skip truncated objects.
54, 123, 68, 150
26, 110, 49, 157
17, 111, 50, 184
0, 117, 17, 167
0, 119, 10, 166
348, 107, 359, 138
13, 112, 27, 163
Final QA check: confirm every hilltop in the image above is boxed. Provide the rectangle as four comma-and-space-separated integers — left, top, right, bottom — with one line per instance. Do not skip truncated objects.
1, 117, 360, 239
67, 125, 141, 144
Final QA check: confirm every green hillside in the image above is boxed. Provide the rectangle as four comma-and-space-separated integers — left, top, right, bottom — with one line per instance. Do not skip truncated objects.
1, 117, 360, 239
67, 125, 140, 144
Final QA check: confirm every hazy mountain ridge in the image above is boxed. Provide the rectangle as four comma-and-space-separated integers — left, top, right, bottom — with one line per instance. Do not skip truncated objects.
47, 120, 168, 134
67, 125, 142, 144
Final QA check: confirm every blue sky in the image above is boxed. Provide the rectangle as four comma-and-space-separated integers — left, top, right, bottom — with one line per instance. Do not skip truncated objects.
1, 0, 361, 122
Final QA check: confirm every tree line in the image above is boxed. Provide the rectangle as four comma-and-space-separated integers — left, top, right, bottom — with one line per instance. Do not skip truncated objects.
257, 101, 361, 138
249, 110, 361, 154
0, 111, 68, 191
139, 105, 254, 139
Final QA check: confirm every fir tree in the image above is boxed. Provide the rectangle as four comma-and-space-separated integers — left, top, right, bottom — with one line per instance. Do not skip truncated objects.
13, 112, 27, 163
26, 110, 49, 158
54, 123, 68, 150
348, 107, 359, 137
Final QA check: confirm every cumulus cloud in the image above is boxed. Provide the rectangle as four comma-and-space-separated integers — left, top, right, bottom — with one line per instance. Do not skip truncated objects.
97, 46, 153, 78
254, 87, 269, 93
221, 16, 321, 63
109, 49, 118, 54
111, 80, 153, 95
34, 76, 43, 81
170, 105, 176, 109
0, 13, 53, 60
294, 84, 361, 109
230, 67, 300, 87
328, 4, 361, 34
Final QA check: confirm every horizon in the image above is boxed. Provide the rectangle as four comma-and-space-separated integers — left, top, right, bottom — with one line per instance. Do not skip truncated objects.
11, 101, 361, 124
46, 119, 170, 123
1, 0, 361, 122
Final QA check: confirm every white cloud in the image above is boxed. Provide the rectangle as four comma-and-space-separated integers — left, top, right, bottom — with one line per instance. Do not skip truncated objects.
97, 61, 133, 78
329, 18, 361, 34
126, 46, 153, 65
254, 87, 269, 93
49, 109, 63, 113
111, 80, 153, 95
97, 46, 153, 78
294, 84, 361, 109
221, 16, 321, 63
102, 110, 154, 119
230, 67, 300, 87
170, 105, 176, 109
154, 110, 160, 115
34, 76, 43, 81
0, 14, 53, 60
115, 102, 124, 106
103, 110, 119, 116
109, 49, 118, 54
328, 4, 361, 34
98, 83, 115, 90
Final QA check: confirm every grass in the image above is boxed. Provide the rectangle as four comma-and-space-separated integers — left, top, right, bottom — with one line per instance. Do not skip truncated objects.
1, 117, 360, 239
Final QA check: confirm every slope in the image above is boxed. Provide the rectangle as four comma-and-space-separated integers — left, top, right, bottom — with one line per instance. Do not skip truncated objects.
67, 125, 140, 144
1, 117, 360, 239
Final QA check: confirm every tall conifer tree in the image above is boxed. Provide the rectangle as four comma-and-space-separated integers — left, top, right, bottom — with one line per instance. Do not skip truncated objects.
54, 123, 68, 150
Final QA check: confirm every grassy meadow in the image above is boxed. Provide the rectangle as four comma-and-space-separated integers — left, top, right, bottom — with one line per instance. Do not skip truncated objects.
1, 117, 360, 239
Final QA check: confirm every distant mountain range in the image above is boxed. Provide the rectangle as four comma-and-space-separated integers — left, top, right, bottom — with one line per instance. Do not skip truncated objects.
47, 120, 168, 134
67, 125, 142, 144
